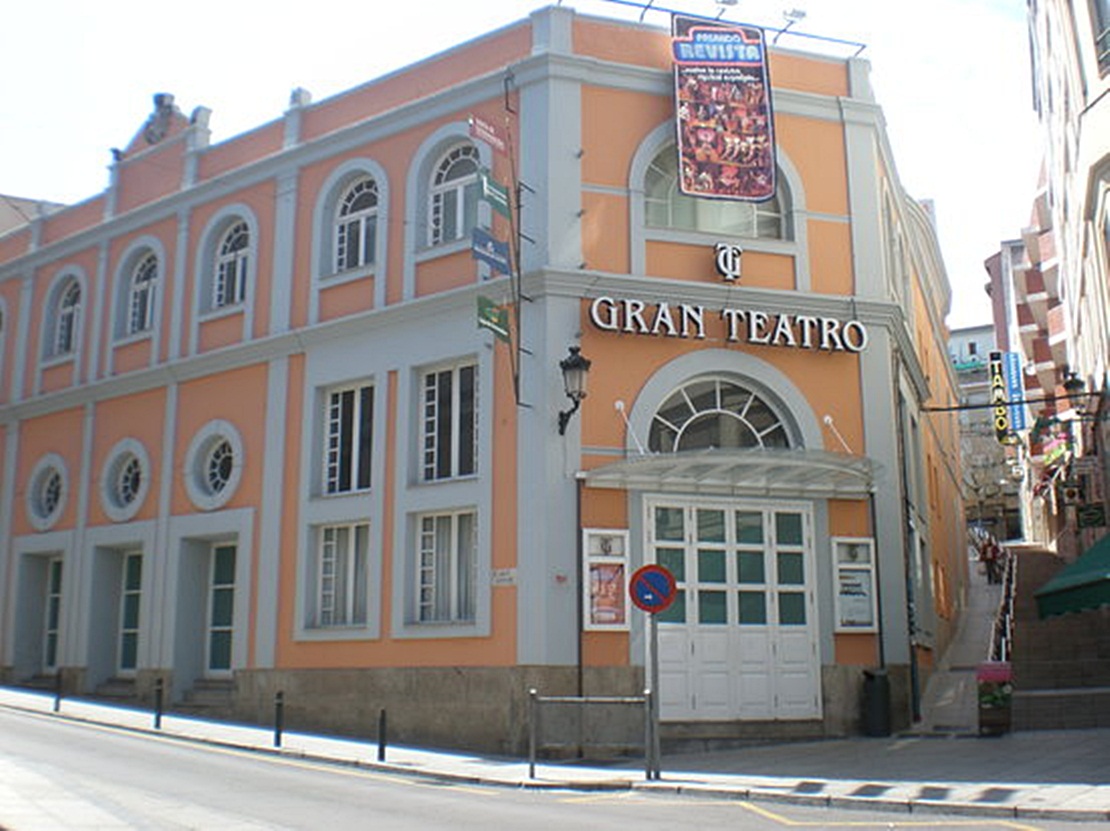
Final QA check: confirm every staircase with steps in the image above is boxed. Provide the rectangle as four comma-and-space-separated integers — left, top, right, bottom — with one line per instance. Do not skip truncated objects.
1011, 547, 1110, 729
176, 679, 236, 719
93, 677, 139, 704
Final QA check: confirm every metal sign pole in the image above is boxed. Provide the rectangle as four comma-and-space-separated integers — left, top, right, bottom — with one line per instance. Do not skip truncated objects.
650, 612, 661, 780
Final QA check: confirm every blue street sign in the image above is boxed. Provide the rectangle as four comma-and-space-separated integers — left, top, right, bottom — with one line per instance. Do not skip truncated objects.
630, 564, 677, 614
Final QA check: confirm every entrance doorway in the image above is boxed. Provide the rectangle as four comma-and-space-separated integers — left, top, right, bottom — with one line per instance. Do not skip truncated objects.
646, 498, 819, 720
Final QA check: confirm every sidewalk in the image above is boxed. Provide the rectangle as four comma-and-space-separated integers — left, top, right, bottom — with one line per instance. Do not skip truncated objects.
1, 685, 1108, 824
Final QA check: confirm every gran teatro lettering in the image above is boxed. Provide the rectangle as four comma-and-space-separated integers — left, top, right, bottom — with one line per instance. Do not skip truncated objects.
588, 295, 869, 353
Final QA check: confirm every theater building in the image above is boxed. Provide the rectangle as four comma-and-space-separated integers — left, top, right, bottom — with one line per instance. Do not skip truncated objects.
0, 5, 965, 751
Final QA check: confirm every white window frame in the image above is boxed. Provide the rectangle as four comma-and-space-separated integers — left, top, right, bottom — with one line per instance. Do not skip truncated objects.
127, 253, 158, 335
184, 420, 244, 511
334, 177, 379, 273
44, 555, 63, 673
644, 146, 786, 240
27, 454, 68, 532
54, 280, 81, 356
314, 523, 370, 628
214, 221, 249, 308
428, 144, 480, 247
421, 362, 477, 481
325, 382, 374, 495
416, 510, 476, 624
118, 550, 143, 675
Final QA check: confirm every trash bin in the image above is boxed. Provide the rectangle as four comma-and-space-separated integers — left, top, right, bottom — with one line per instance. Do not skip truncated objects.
861, 667, 891, 737
977, 662, 1012, 736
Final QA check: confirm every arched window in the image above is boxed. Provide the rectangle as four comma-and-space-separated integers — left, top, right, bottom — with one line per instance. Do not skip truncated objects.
55, 279, 81, 355
428, 144, 480, 246
649, 377, 791, 452
215, 221, 249, 307
335, 177, 378, 272
644, 147, 786, 239
128, 253, 158, 335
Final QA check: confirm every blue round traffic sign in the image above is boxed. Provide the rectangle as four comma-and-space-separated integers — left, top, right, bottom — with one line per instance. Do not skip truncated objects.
629, 564, 677, 614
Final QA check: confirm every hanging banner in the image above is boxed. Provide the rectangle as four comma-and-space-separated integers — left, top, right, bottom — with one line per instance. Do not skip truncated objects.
1003, 351, 1027, 432
672, 15, 776, 202
989, 351, 1013, 445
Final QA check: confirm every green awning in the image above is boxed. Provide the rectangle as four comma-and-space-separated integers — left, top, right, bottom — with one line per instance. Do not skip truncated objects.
1034, 533, 1110, 618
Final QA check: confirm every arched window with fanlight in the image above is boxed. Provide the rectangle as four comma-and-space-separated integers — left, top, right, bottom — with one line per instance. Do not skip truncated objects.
127, 253, 158, 335
649, 377, 792, 453
428, 143, 480, 247
214, 221, 250, 308
54, 279, 82, 356
644, 146, 788, 240
334, 177, 378, 272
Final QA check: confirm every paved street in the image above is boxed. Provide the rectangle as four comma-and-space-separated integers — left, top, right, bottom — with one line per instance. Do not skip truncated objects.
2, 556, 1108, 827
0, 705, 1104, 831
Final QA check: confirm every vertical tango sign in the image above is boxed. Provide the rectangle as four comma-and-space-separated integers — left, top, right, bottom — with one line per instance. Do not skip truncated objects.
672, 15, 776, 202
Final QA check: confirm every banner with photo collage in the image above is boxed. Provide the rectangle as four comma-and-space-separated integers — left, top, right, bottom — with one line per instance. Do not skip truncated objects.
672, 15, 776, 202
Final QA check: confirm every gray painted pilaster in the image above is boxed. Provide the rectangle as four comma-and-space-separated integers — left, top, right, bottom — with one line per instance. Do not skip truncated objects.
88, 243, 109, 381
0, 423, 19, 666
69, 403, 96, 663
858, 327, 910, 664
11, 276, 33, 403
269, 172, 299, 335
150, 383, 179, 668
169, 210, 190, 361
841, 98, 885, 301
254, 356, 289, 667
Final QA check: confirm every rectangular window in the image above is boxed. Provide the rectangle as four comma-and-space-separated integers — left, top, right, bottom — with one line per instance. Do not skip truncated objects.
417, 511, 476, 623
316, 524, 369, 627
326, 384, 373, 494
1093, 0, 1110, 74
422, 364, 476, 481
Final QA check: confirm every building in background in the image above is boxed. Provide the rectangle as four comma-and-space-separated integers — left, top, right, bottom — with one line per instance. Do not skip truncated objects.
948, 323, 1023, 541
0, 4, 965, 751
987, 0, 1109, 559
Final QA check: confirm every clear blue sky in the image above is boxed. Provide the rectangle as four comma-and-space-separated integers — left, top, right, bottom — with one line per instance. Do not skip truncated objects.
1, 0, 1040, 327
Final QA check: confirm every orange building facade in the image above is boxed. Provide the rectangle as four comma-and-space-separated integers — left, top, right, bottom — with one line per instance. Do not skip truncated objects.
0, 6, 965, 752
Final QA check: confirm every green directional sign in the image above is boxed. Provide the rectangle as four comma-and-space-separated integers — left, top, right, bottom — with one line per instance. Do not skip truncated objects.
479, 167, 511, 219
477, 296, 510, 342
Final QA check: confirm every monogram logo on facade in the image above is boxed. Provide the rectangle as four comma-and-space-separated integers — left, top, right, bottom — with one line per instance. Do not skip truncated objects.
714, 243, 743, 281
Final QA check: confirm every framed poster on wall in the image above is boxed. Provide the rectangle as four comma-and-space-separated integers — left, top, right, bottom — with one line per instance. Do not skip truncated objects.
832, 537, 878, 632
582, 529, 630, 631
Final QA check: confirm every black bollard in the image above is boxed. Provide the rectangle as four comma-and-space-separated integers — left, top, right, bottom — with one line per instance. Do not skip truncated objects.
53, 672, 62, 713
154, 678, 164, 730
274, 691, 285, 748
377, 708, 386, 762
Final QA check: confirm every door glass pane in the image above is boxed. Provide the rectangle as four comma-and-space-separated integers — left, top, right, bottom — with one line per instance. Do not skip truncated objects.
125, 555, 142, 590
697, 549, 726, 583
696, 509, 725, 543
213, 546, 236, 585
738, 591, 766, 624
654, 507, 684, 542
209, 631, 232, 670
779, 591, 806, 625
120, 633, 138, 670
777, 552, 805, 585
657, 590, 686, 623
122, 594, 140, 629
656, 547, 685, 581
776, 513, 803, 546
211, 587, 234, 627
48, 597, 61, 629
736, 511, 763, 544
699, 590, 727, 624
737, 551, 765, 583
46, 634, 58, 667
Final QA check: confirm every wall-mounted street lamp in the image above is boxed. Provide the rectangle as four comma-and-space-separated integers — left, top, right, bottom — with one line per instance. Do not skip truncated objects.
558, 346, 592, 435
1063, 371, 1088, 414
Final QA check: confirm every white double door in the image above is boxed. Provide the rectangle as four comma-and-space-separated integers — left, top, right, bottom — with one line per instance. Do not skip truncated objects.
647, 498, 820, 721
